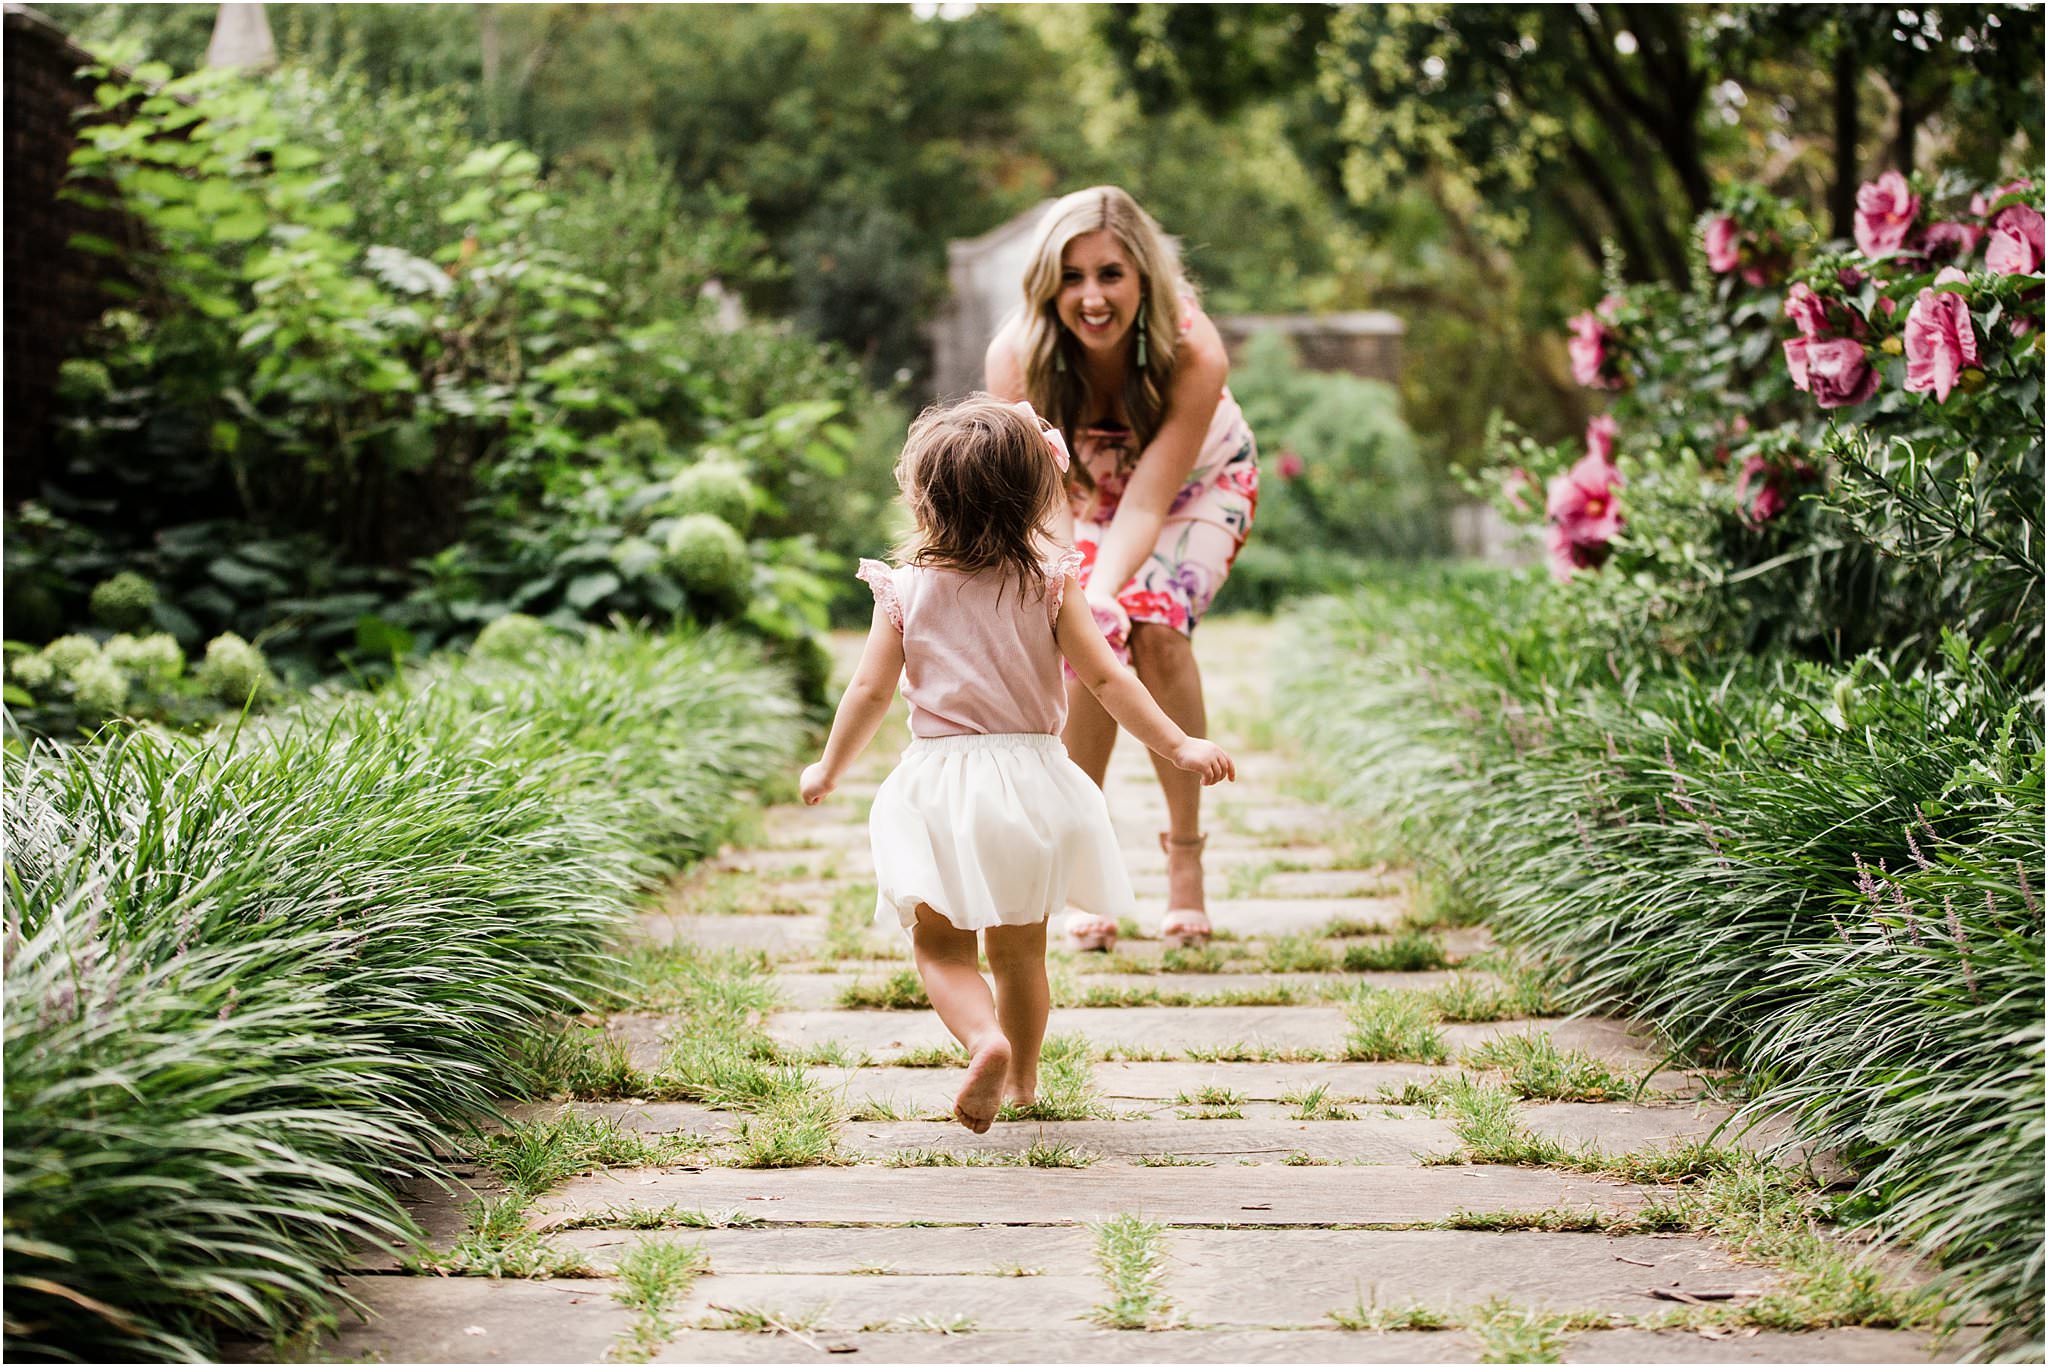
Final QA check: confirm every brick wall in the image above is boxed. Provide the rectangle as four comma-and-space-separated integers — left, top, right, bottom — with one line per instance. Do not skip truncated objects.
4, 2, 140, 505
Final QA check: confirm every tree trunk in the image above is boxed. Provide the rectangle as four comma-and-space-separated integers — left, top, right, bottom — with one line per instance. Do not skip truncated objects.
479, 4, 502, 135
1831, 36, 1861, 240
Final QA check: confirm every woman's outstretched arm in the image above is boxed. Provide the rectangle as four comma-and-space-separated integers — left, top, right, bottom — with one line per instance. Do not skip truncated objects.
1082, 324, 1227, 601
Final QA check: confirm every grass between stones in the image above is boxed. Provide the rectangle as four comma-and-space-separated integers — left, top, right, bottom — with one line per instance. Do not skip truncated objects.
467, 1112, 705, 1197
1174, 1085, 1249, 1120
1460, 1032, 1639, 1101
1328, 1292, 1456, 1332
1470, 1299, 1576, 1363
1343, 987, 1449, 1063
549, 1204, 763, 1232
999, 1034, 1110, 1121
405, 1196, 594, 1278
1341, 931, 1451, 971
700, 1304, 826, 1335
1416, 1080, 1938, 1334
879, 1140, 1099, 1168
610, 1240, 708, 1361
1281, 1083, 1359, 1120
1089, 1214, 1176, 1329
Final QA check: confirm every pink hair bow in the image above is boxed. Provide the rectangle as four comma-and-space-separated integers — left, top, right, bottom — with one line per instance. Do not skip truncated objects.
1012, 400, 1070, 474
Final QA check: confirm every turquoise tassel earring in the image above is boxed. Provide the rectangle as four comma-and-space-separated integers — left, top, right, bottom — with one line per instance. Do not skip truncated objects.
1134, 300, 1149, 369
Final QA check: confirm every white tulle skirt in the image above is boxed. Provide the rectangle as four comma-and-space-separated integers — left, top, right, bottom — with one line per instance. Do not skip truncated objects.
870, 732, 1135, 933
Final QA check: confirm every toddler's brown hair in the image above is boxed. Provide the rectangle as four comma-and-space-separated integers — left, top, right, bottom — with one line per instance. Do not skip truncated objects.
893, 393, 1067, 600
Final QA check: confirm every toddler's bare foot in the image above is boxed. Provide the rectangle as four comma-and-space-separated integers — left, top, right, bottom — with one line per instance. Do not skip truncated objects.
1002, 1083, 1038, 1113
954, 1035, 1011, 1134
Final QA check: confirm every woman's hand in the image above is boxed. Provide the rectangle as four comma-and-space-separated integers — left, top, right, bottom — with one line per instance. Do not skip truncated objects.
1088, 592, 1131, 655
1172, 738, 1236, 786
800, 761, 836, 806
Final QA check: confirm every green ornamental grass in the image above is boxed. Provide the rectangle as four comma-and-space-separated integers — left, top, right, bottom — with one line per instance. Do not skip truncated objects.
3, 625, 804, 1361
1284, 571, 2044, 1351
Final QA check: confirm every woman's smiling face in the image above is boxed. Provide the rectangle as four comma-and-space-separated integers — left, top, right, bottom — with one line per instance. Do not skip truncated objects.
1057, 230, 1142, 357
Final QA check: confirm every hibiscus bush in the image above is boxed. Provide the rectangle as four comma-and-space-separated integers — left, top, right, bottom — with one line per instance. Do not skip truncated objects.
1480, 168, 2044, 681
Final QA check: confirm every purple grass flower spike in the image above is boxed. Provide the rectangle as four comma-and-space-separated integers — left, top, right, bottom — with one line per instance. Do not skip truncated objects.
1905, 826, 1932, 872
1947, 897, 1981, 1002
219, 985, 239, 1022
2017, 861, 2039, 918
1853, 852, 1883, 906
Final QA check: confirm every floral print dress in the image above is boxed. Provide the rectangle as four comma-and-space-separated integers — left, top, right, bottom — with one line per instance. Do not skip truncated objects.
1068, 328, 1258, 660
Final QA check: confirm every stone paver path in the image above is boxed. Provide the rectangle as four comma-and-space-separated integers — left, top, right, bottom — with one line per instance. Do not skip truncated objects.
286, 620, 1954, 1364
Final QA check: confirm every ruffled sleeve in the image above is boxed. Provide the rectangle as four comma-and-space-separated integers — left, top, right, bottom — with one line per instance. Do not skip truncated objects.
856, 558, 904, 632
1044, 548, 1085, 627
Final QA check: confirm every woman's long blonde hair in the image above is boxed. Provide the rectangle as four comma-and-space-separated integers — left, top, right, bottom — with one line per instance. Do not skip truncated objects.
1018, 187, 1189, 464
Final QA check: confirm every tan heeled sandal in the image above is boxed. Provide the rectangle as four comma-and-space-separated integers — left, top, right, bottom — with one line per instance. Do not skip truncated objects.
1158, 831, 1212, 949
1065, 910, 1118, 954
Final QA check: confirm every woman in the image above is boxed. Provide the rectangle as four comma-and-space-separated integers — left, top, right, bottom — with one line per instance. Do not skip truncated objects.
985, 186, 1259, 953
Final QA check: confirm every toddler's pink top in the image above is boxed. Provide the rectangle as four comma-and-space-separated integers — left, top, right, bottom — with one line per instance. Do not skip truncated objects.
858, 551, 1083, 739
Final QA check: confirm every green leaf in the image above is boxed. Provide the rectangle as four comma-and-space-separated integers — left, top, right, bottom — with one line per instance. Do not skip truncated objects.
564, 572, 620, 610
211, 211, 269, 243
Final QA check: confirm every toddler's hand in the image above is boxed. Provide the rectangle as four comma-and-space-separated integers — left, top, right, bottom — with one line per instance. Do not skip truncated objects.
1172, 738, 1235, 785
800, 762, 835, 806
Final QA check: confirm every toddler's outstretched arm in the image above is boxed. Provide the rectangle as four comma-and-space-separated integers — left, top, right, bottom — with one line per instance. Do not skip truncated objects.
801, 606, 906, 804
1054, 576, 1235, 785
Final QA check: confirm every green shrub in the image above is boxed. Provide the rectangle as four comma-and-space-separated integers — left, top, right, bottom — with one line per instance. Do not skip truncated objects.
88, 572, 158, 630
666, 460, 757, 532
193, 634, 275, 707
665, 514, 751, 603
471, 613, 554, 662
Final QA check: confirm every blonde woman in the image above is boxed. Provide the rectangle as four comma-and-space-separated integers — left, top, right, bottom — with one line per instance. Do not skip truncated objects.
986, 186, 1259, 953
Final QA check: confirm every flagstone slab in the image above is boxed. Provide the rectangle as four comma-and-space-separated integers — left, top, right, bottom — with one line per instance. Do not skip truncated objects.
635, 913, 828, 954
1092, 1060, 1462, 1102
673, 1270, 1103, 1331
346, 1168, 499, 1272
1194, 897, 1410, 936
652, 1327, 1485, 1363
532, 1165, 1659, 1228
1166, 1229, 1779, 1322
502, 1100, 739, 1139
1562, 1327, 1962, 1363
1061, 925, 1497, 965
1223, 868, 1405, 899
553, 1224, 1092, 1274
1517, 1101, 1793, 1154
845, 1117, 1460, 1164
783, 970, 1484, 1011
720, 846, 865, 877
1443, 1018, 1679, 1071
768, 1005, 1352, 1056
310, 1276, 634, 1363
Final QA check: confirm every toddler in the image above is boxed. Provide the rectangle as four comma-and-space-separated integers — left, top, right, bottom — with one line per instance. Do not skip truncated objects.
800, 395, 1234, 1133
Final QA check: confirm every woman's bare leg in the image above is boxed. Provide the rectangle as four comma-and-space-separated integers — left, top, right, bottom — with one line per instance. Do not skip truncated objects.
1130, 624, 1209, 927
1062, 672, 1118, 783
1060, 675, 1122, 947
983, 921, 1050, 1108
910, 904, 1010, 1132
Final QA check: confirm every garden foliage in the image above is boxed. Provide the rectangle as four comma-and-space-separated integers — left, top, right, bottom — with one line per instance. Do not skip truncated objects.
2, 625, 805, 1361
7, 59, 904, 718
1290, 171, 2045, 1351
1215, 332, 1445, 611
